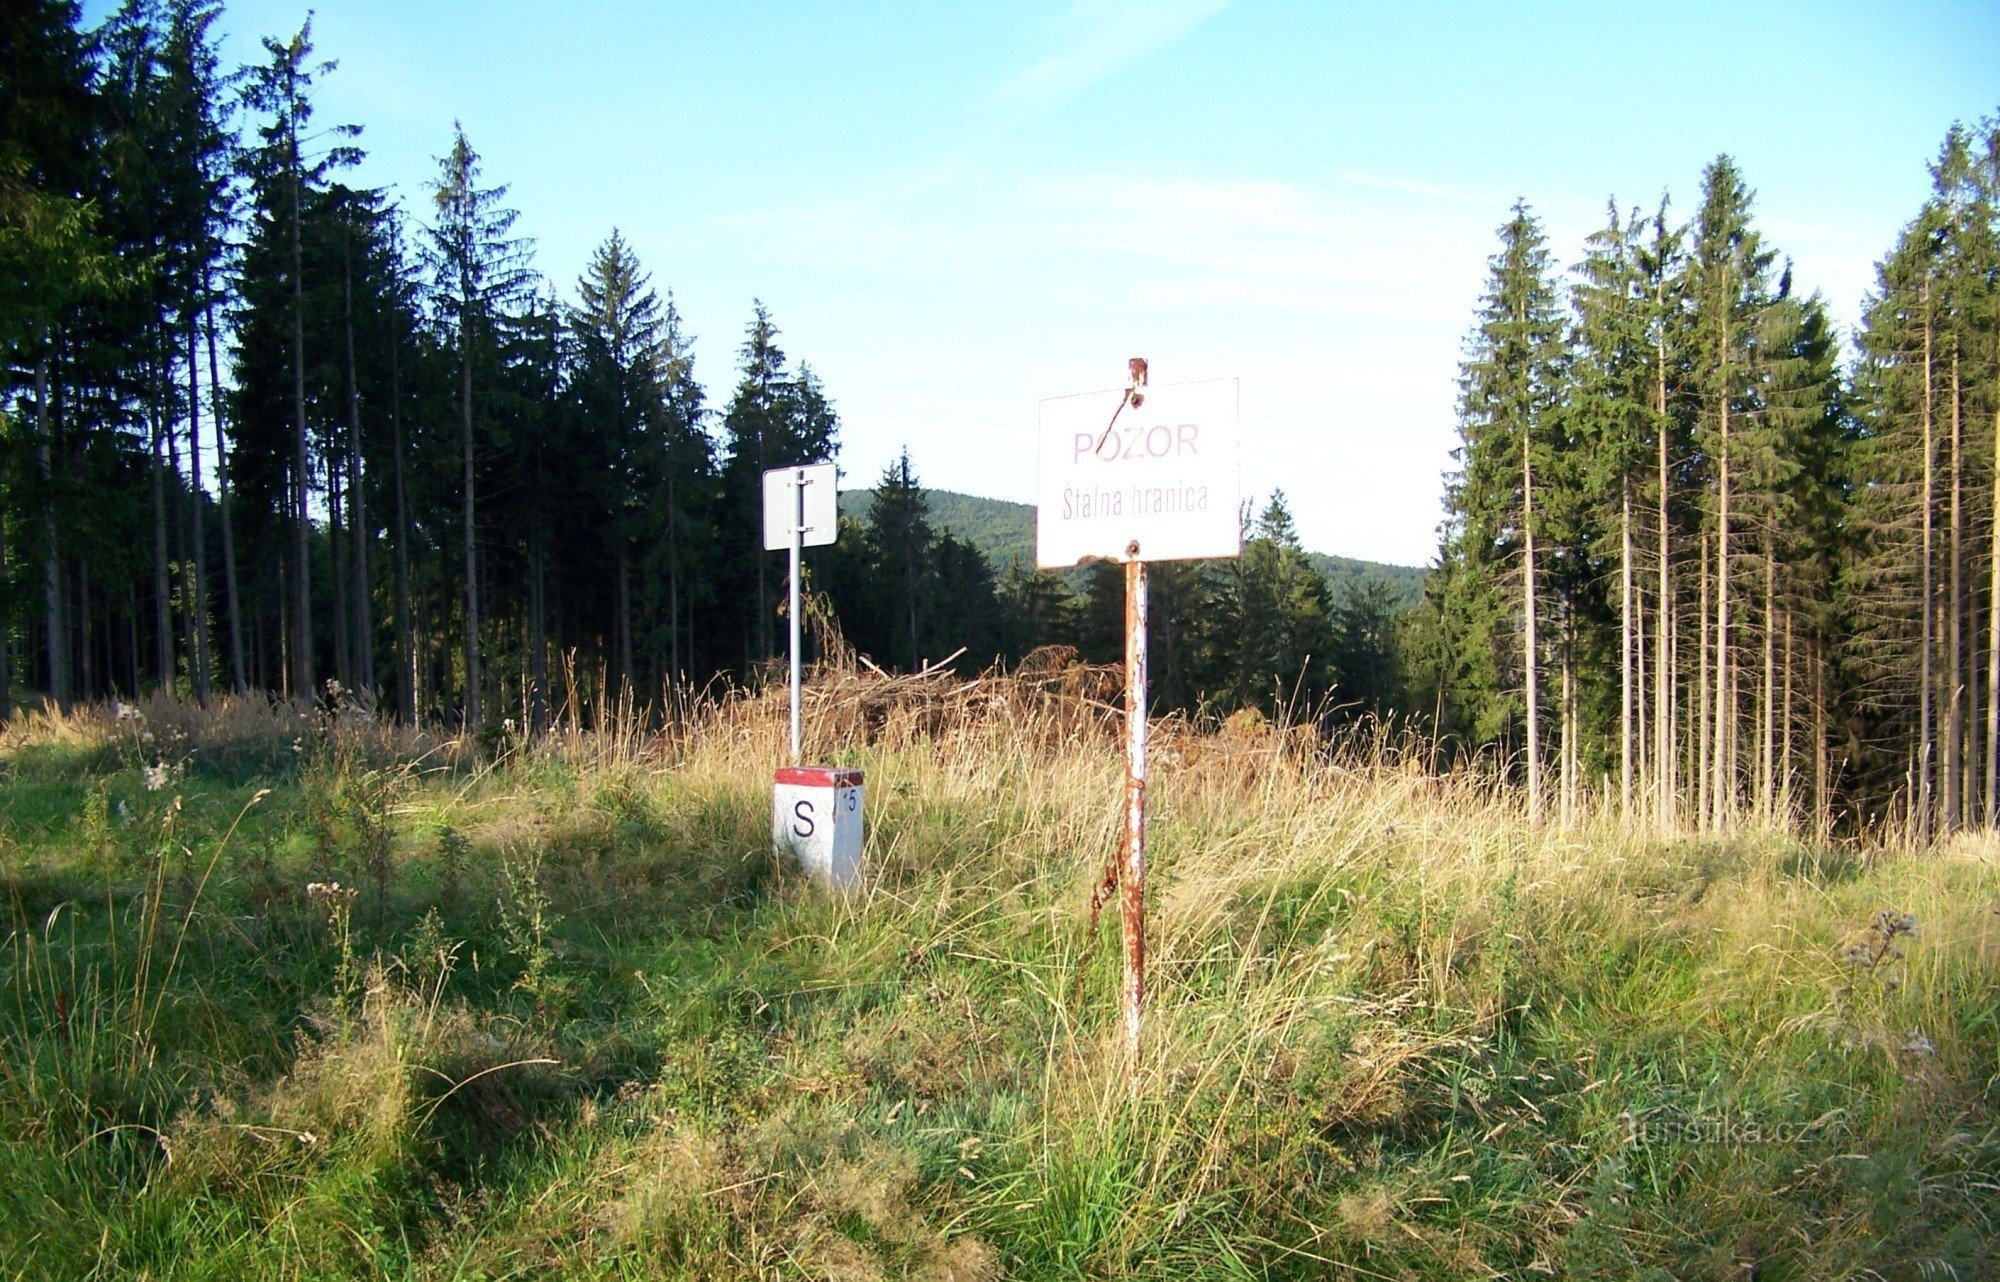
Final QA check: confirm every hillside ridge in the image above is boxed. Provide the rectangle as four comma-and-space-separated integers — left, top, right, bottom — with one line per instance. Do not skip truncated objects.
839, 486, 1427, 604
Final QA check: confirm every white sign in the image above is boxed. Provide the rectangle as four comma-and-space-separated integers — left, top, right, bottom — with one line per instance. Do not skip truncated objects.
763, 462, 839, 551
1036, 378, 1240, 567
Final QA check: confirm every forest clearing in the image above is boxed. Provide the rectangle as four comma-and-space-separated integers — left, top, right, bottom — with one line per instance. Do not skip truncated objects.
8, 4, 2000, 1277
0, 675, 1994, 1278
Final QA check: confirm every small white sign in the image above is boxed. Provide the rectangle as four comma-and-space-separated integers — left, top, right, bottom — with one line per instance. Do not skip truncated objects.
1036, 378, 1240, 567
763, 462, 839, 551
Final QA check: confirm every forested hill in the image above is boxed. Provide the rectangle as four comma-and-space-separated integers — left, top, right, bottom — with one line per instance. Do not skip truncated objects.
839, 487, 1427, 605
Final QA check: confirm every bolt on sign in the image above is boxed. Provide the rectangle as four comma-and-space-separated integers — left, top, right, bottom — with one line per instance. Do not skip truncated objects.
1037, 361, 1242, 1075
763, 462, 860, 889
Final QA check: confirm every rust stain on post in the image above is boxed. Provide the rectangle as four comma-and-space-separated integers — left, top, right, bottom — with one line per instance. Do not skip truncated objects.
1122, 545, 1148, 1069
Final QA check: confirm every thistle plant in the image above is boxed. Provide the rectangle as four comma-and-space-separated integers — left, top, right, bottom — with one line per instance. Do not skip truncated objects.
308, 881, 362, 1024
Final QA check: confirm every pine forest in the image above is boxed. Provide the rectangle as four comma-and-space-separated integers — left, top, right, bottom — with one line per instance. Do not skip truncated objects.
3, 1, 1999, 845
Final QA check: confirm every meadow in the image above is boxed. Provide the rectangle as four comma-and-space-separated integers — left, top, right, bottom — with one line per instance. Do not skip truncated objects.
0, 670, 1994, 1280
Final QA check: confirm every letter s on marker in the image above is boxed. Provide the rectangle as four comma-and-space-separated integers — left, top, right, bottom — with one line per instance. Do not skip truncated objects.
792, 799, 815, 838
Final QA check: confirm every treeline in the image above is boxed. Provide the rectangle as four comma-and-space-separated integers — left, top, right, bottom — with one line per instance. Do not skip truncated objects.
1418, 121, 2000, 836
0, 2, 1402, 731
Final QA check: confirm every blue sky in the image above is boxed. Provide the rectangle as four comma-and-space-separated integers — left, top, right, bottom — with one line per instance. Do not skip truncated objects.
112, 0, 2000, 565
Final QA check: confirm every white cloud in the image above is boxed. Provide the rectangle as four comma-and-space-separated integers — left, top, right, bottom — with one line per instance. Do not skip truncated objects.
985, 0, 1237, 121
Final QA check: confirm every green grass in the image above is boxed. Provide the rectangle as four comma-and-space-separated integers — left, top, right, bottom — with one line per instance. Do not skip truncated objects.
0, 689, 1994, 1279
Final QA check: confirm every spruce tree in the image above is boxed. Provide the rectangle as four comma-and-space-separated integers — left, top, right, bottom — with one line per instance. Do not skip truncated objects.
865, 449, 934, 671
424, 122, 530, 732
240, 18, 357, 698
1436, 201, 1568, 816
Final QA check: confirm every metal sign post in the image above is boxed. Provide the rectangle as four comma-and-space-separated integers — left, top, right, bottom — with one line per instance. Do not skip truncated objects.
1121, 548, 1148, 1065
762, 462, 838, 764
762, 462, 859, 888
1036, 362, 1241, 1069
789, 472, 804, 764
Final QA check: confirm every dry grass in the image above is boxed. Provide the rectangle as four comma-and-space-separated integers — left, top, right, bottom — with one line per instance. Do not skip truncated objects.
0, 665, 1995, 1279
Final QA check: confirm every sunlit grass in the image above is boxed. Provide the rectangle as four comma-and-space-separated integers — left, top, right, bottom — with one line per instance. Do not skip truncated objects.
0, 679, 1994, 1278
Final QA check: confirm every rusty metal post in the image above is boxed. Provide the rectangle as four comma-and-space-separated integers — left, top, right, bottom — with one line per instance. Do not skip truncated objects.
1122, 548, 1148, 1067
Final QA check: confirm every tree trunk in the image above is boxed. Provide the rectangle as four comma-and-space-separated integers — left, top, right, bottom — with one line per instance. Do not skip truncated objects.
150, 354, 175, 692
184, 320, 211, 703
1761, 527, 1776, 825
1698, 528, 1711, 829
1782, 609, 1794, 821
1523, 417, 1542, 825
667, 476, 681, 688
77, 557, 91, 699
460, 321, 481, 733
330, 459, 350, 687
617, 541, 633, 697
290, 114, 313, 702
1656, 332, 1673, 831
1621, 480, 1633, 823
1919, 283, 1934, 843
1636, 546, 1648, 820
1812, 633, 1828, 835
390, 326, 415, 722
1561, 615, 1576, 828
343, 229, 374, 696
1947, 341, 1964, 833
35, 352, 66, 711
530, 532, 549, 734
204, 297, 247, 695
1712, 301, 1732, 832
165, 354, 194, 694
1987, 387, 1999, 825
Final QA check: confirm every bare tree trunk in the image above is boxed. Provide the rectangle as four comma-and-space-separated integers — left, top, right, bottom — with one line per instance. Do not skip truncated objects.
125, 582, 138, 699
1636, 548, 1649, 821
78, 558, 91, 699
1698, 528, 1711, 830
35, 352, 67, 711
667, 476, 681, 686
204, 298, 246, 695
390, 328, 415, 722
1524, 417, 1541, 825
1655, 281, 1674, 831
1947, 341, 1964, 833
1762, 526, 1776, 824
1987, 387, 1999, 825
460, 328, 481, 732
290, 119, 313, 703
617, 541, 633, 696
1712, 302, 1732, 832
530, 533, 548, 734
183, 324, 211, 702
165, 360, 194, 694
330, 451, 350, 687
1919, 285, 1935, 843
1815, 634, 1829, 836
342, 230, 374, 696
1782, 609, 1795, 822
150, 352, 175, 692
1561, 615, 1576, 828
1621, 480, 1633, 823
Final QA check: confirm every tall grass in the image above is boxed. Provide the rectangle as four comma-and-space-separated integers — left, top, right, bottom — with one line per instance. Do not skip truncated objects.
0, 676, 1994, 1279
